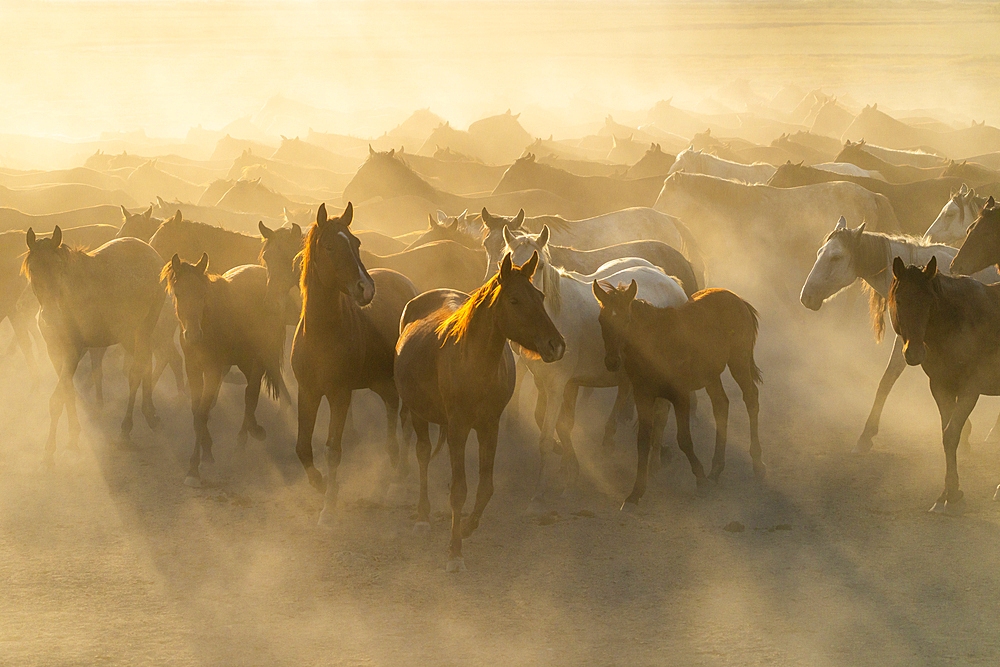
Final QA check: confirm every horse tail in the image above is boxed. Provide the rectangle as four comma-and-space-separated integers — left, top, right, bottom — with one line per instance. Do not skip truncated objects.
865, 283, 887, 343
671, 216, 706, 288
744, 299, 763, 385
262, 325, 287, 402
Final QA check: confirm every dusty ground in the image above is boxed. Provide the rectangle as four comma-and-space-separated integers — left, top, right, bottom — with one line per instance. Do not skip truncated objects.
3, 298, 1000, 667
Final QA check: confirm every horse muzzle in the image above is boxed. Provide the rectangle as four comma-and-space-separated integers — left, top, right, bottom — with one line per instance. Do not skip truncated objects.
902, 341, 927, 366
799, 289, 823, 312
350, 277, 376, 306
537, 337, 566, 363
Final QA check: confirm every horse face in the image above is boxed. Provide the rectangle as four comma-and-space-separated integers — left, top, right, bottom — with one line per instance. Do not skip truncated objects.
481, 210, 525, 279
166, 255, 210, 344
924, 197, 969, 245
313, 204, 375, 305
260, 224, 304, 309
889, 258, 937, 366
501, 226, 548, 288
23, 230, 68, 305
497, 252, 564, 363
593, 280, 637, 372
800, 232, 857, 311
951, 205, 1000, 276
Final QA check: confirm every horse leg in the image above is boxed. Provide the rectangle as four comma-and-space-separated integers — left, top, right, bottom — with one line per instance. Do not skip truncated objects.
371, 380, 401, 470
703, 376, 730, 482
197, 366, 224, 466
295, 385, 325, 492
731, 359, 764, 479
184, 357, 205, 487
555, 383, 580, 487
532, 376, 566, 500
413, 417, 432, 531
929, 382, 976, 514
673, 392, 708, 494
464, 419, 500, 538
857, 335, 906, 453
10, 312, 39, 390
623, 391, 656, 508
985, 411, 1000, 444
650, 398, 672, 473
446, 419, 472, 572
237, 365, 266, 447
318, 389, 351, 527
89, 347, 106, 409
603, 380, 634, 450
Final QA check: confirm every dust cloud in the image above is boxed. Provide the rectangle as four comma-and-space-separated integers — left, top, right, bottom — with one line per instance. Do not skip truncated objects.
2, 2, 1000, 666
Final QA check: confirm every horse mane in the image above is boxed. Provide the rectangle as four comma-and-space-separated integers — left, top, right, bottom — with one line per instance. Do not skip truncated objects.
299, 222, 324, 313
159, 260, 226, 294
436, 273, 503, 347
22, 243, 88, 280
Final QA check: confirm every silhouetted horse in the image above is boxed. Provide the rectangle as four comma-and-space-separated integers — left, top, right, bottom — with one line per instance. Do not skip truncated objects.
162, 254, 287, 486
395, 251, 565, 571
594, 282, 763, 507
889, 256, 1000, 514
292, 203, 418, 526
23, 228, 164, 462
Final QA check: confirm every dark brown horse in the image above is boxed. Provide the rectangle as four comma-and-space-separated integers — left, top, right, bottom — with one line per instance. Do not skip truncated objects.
951, 196, 1000, 276
594, 282, 763, 507
23, 229, 164, 462
395, 251, 565, 572
292, 202, 418, 526
888, 255, 1000, 513
162, 254, 287, 486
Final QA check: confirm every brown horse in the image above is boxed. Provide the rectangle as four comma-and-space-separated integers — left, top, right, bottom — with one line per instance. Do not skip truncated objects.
162, 254, 287, 486
951, 196, 1000, 276
360, 240, 486, 294
23, 229, 164, 462
395, 251, 565, 572
594, 282, 763, 507
292, 202, 418, 526
888, 255, 1000, 514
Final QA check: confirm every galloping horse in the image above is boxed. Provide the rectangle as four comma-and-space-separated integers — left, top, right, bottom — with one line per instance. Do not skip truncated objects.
394, 251, 565, 571
292, 203, 418, 526
23, 228, 164, 462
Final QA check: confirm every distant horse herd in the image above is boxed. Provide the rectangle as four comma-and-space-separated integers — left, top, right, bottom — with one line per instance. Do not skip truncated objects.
10, 95, 1000, 568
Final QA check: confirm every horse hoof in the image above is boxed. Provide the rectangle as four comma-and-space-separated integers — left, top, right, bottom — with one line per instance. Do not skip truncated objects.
928, 501, 947, 514
249, 425, 266, 441
446, 558, 467, 573
945, 498, 967, 516
145, 414, 161, 431
993, 484, 1000, 502
853, 434, 874, 454
60, 448, 81, 465
183, 475, 202, 488
525, 496, 547, 517
620, 499, 640, 514
317, 507, 339, 529
753, 461, 767, 481
306, 467, 326, 493
413, 521, 431, 534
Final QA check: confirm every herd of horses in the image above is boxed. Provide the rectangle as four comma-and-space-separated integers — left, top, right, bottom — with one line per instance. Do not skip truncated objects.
10, 94, 1000, 568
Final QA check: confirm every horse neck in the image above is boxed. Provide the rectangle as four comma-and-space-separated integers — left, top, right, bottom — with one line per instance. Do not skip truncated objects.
852, 233, 893, 296
623, 299, 674, 353
301, 270, 357, 332
455, 295, 508, 370
535, 257, 563, 315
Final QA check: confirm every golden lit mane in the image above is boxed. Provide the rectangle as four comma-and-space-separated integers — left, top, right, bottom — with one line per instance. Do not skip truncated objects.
299, 221, 323, 314
436, 273, 504, 346
21, 243, 87, 280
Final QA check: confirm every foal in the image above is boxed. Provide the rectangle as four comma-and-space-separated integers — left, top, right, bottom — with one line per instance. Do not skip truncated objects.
594, 281, 763, 507
162, 252, 288, 486
395, 252, 565, 572
889, 255, 1000, 514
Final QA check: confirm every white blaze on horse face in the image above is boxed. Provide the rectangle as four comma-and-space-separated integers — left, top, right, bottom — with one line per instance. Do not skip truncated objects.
801, 236, 856, 309
924, 198, 967, 245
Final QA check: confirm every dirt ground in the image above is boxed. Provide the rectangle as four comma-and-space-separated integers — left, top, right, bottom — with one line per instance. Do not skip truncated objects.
3, 298, 1000, 667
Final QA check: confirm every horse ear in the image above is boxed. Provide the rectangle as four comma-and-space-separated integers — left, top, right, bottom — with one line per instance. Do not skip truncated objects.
854, 222, 866, 236
624, 279, 638, 301
835, 216, 847, 230
258, 221, 273, 239
51, 226, 62, 247
369, 144, 375, 156
317, 203, 328, 226
25, 228, 35, 249
592, 279, 608, 305
458, 209, 468, 225
892, 256, 905, 279
924, 255, 937, 278
171, 253, 181, 272
428, 213, 441, 229
537, 225, 549, 248
340, 202, 354, 227
436, 209, 448, 223
499, 252, 513, 283
512, 209, 525, 230
172, 210, 182, 223
195, 253, 209, 274
388, 149, 395, 157
143, 205, 152, 219
520, 250, 539, 278
959, 183, 969, 195
292, 223, 302, 237
988, 196, 996, 210
502, 225, 516, 248
447, 218, 460, 232
120, 205, 130, 220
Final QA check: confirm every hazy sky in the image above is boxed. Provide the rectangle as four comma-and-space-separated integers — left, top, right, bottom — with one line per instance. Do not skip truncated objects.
2, 1, 998, 138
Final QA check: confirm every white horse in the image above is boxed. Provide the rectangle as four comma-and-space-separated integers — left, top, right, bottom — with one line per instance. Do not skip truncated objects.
811, 162, 886, 181
800, 216, 1000, 451
668, 148, 776, 184
923, 184, 986, 245
500, 226, 688, 496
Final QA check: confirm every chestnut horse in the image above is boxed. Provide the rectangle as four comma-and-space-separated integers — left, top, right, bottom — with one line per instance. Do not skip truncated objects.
23, 229, 164, 462
395, 251, 565, 572
292, 202, 418, 526
594, 282, 763, 508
